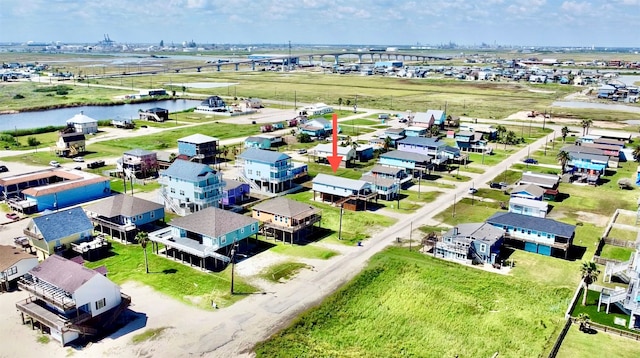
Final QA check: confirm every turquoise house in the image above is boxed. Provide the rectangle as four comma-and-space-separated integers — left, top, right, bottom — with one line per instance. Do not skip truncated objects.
238, 148, 293, 193
148, 207, 259, 267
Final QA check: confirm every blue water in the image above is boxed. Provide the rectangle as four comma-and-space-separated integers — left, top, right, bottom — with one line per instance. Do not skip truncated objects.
0, 99, 202, 131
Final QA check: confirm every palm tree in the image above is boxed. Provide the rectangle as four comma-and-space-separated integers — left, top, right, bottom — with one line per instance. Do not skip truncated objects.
556, 150, 571, 174
561, 126, 569, 142
503, 130, 517, 150
577, 313, 590, 332
581, 119, 593, 135
496, 125, 507, 142
632, 145, 640, 162
428, 124, 440, 138
136, 231, 150, 274
383, 136, 392, 152
580, 261, 600, 306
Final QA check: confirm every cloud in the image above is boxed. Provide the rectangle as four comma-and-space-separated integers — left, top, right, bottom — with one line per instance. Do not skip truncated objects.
561, 1, 592, 14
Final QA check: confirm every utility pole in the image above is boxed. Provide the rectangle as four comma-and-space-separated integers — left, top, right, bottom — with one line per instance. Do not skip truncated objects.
230, 243, 237, 294
452, 193, 456, 217
288, 40, 292, 71
338, 205, 344, 240
409, 221, 413, 251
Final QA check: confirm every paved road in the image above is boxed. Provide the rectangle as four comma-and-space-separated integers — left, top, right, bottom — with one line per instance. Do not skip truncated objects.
111, 129, 557, 357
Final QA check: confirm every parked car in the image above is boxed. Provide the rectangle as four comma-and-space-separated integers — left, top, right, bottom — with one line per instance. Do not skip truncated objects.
468, 187, 478, 194
49, 160, 60, 167
73, 156, 84, 162
87, 160, 106, 169
297, 149, 307, 154
13, 236, 29, 246
0, 165, 8, 172
489, 182, 507, 189
523, 158, 538, 164
6, 212, 19, 221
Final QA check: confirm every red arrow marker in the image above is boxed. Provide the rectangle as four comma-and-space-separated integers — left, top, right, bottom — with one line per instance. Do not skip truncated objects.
326, 113, 342, 173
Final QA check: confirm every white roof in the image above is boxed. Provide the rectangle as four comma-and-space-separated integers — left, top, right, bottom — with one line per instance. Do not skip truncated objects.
509, 197, 548, 210
313, 173, 370, 191
66, 112, 97, 124
405, 126, 426, 131
312, 143, 355, 156
178, 133, 220, 144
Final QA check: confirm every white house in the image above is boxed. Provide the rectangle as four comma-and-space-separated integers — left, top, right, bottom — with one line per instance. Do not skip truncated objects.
16, 255, 127, 346
0, 245, 38, 292
298, 103, 333, 116
311, 143, 356, 167
508, 197, 548, 218
66, 112, 98, 134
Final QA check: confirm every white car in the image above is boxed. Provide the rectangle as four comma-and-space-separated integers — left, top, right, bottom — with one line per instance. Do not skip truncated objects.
73, 156, 84, 162
468, 187, 478, 194
49, 160, 61, 167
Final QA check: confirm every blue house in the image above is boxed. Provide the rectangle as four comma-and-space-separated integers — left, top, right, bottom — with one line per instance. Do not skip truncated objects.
568, 152, 609, 184
159, 159, 225, 215
455, 131, 489, 153
11, 168, 112, 213
244, 136, 272, 150
148, 207, 259, 268
237, 148, 293, 193
404, 126, 428, 137
24, 207, 94, 260
222, 179, 250, 207
312, 173, 376, 211
355, 144, 374, 161
486, 212, 575, 259
397, 137, 446, 159
177, 134, 219, 164
360, 174, 399, 200
298, 118, 338, 137
379, 150, 431, 175
509, 183, 544, 201
368, 165, 411, 185
84, 194, 165, 242
425, 109, 446, 126
435, 223, 504, 265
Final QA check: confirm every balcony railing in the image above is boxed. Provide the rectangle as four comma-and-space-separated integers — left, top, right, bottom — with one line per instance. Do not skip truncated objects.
193, 183, 224, 193
18, 277, 76, 311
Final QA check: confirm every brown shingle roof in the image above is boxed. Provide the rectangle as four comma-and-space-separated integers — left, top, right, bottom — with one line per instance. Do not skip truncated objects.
84, 194, 164, 218
0, 245, 36, 272
252, 197, 318, 218
0, 169, 82, 187
22, 176, 109, 197
169, 207, 258, 238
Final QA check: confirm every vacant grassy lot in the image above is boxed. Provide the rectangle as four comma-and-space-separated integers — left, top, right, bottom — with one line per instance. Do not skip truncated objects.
607, 227, 638, 242
599, 245, 634, 262
254, 247, 571, 357
85, 241, 255, 309
557, 324, 640, 358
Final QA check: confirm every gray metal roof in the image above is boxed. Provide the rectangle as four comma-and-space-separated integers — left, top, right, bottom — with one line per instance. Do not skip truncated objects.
169, 207, 258, 238
511, 183, 545, 198
313, 173, 370, 191
223, 179, 247, 190
561, 145, 605, 156
519, 172, 559, 189
162, 159, 219, 182
509, 197, 548, 210
370, 165, 403, 176
380, 150, 430, 162
252, 197, 318, 217
487, 212, 575, 238
360, 174, 397, 187
239, 148, 291, 164
399, 137, 442, 147
32, 207, 93, 243
124, 148, 155, 157
178, 133, 219, 144
444, 223, 504, 245
28, 255, 99, 293
84, 194, 164, 218
570, 152, 609, 162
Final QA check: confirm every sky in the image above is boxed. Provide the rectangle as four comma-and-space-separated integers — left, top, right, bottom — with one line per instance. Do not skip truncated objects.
1, 0, 639, 47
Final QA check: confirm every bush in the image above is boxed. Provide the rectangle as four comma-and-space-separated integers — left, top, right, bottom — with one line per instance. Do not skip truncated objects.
297, 133, 312, 143
12, 94, 25, 99
33, 85, 73, 93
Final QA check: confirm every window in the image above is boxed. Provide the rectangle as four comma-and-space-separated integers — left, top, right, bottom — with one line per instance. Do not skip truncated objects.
248, 169, 253, 175
8, 266, 17, 275
179, 190, 185, 196
150, 211, 155, 219
170, 188, 175, 193
221, 236, 227, 245
95, 298, 106, 310
138, 215, 143, 220
241, 227, 245, 234
256, 171, 261, 176
479, 244, 487, 253
251, 224, 256, 231
256, 211, 260, 217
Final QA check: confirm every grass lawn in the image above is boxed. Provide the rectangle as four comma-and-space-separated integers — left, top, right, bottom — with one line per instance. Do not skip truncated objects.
599, 245, 634, 262
607, 227, 638, 242
109, 178, 161, 194
433, 198, 502, 226
254, 247, 572, 357
257, 236, 339, 260
615, 213, 639, 226
340, 118, 378, 126
286, 191, 396, 245
84, 241, 256, 309
557, 324, 640, 358
571, 290, 636, 333
259, 262, 311, 283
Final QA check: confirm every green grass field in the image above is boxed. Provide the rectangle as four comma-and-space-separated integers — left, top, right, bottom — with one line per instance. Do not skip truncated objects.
254, 247, 572, 357
557, 324, 640, 358
85, 241, 255, 309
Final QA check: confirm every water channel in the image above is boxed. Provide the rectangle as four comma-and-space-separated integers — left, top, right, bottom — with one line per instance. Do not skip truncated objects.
0, 99, 202, 132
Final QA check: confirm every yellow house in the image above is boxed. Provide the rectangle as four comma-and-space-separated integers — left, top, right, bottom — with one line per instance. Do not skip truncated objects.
252, 197, 321, 244
23, 207, 94, 260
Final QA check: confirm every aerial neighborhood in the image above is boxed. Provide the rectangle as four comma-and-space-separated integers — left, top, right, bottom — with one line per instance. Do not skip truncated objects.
2, 42, 640, 357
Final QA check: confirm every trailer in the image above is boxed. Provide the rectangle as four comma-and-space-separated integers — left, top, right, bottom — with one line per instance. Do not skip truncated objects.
260, 124, 273, 133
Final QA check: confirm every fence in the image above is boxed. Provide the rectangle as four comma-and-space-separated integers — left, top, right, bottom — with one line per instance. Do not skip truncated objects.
547, 318, 573, 358
604, 238, 638, 249
585, 321, 640, 341
593, 255, 623, 266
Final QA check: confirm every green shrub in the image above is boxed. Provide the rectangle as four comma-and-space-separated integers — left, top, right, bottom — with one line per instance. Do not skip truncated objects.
13, 94, 25, 99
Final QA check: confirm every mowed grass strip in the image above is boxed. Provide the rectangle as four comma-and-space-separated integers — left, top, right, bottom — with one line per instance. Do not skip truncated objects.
254, 247, 571, 357
85, 241, 256, 309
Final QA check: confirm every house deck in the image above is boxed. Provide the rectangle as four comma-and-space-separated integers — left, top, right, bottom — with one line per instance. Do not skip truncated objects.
18, 276, 75, 311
